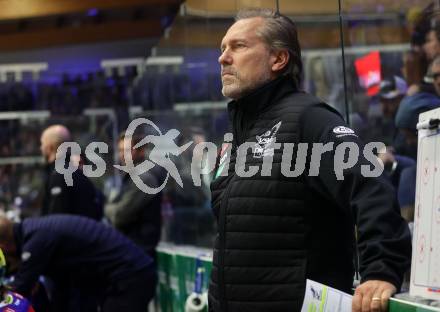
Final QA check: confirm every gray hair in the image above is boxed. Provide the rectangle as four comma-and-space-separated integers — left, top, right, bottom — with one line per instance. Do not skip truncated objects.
235, 8, 302, 88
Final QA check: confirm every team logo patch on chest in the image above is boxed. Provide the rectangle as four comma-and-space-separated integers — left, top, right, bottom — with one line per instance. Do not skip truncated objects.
253, 121, 282, 158
215, 143, 231, 179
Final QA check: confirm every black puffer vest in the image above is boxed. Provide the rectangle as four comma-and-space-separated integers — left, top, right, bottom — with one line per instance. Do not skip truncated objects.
209, 76, 355, 312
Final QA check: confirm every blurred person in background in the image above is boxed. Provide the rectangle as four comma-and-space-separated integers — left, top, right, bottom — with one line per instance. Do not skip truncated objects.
165, 128, 213, 246
401, 49, 428, 95
394, 86, 440, 222
430, 54, 440, 96
104, 133, 162, 260
377, 76, 407, 145
39, 125, 103, 220
376, 77, 417, 188
0, 215, 156, 312
423, 22, 440, 62
403, 4, 434, 95
394, 55, 440, 159
378, 76, 407, 121
378, 56, 440, 204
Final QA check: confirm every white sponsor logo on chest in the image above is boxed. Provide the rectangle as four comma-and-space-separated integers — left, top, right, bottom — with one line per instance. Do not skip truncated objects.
50, 186, 62, 196
21, 251, 31, 262
333, 126, 354, 135
253, 121, 282, 158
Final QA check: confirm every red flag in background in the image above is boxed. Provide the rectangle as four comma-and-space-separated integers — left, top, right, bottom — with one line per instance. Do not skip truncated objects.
354, 51, 381, 96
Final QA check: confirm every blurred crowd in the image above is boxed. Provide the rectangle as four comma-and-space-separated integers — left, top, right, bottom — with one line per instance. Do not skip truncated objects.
0, 118, 218, 246
0, 121, 217, 310
132, 67, 224, 110
0, 69, 135, 114
0, 65, 224, 114
347, 4, 440, 228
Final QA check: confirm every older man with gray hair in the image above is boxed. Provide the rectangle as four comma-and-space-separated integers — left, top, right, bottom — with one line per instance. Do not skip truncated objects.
209, 8, 411, 312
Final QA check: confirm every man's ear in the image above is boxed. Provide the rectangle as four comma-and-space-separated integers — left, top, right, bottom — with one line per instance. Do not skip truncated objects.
271, 49, 290, 73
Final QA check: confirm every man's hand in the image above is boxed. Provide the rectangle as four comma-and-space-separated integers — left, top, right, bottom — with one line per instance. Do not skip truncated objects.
352, 280, 397, 312
378, 149, 395, 167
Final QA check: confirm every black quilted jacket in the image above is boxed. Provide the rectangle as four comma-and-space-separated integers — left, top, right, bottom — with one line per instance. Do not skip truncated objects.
208, 76, 411, 312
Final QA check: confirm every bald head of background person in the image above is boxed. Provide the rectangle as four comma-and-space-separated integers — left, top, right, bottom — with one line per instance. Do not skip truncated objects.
40, 125, 72, 164
39, 125, 103, 219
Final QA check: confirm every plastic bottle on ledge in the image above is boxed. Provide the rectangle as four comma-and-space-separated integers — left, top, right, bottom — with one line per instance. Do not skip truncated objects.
184, 257, 208, 312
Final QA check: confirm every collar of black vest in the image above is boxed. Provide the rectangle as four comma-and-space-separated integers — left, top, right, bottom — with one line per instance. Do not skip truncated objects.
227, 75, 298, 118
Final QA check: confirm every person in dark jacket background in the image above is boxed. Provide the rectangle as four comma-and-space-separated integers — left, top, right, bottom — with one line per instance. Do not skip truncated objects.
0, 215, 156, 312
104, 133, 162, 259
40, 125, 102, 220
394, 90, 440, 221
209, 8, 412, 312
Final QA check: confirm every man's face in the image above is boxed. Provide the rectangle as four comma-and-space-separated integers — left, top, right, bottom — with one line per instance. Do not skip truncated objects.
423, 30, 440, 61
118, 139, 144, 166
219, 17, 276, 100
118, 139, 131, 167
432, 62, 440, 96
